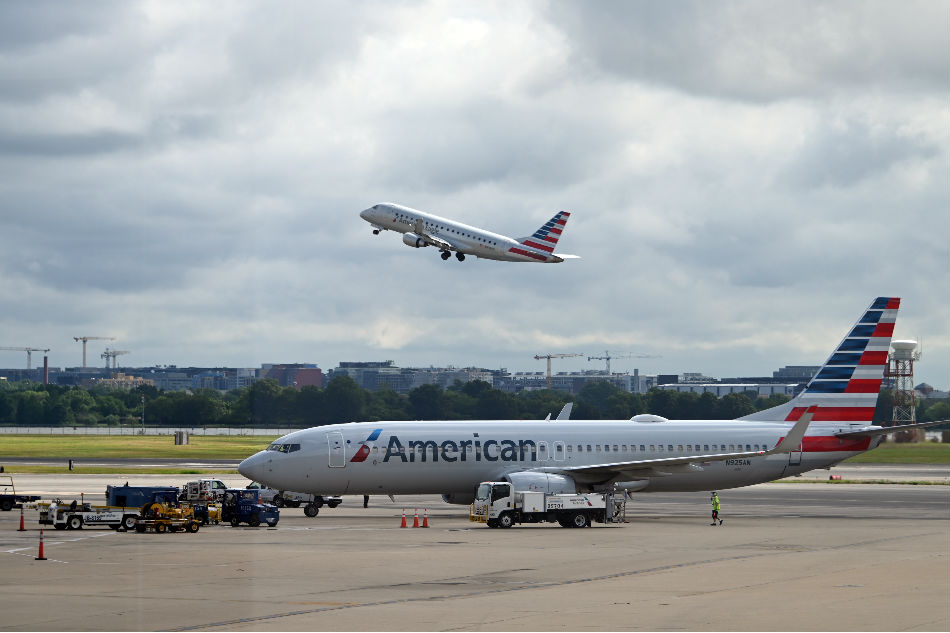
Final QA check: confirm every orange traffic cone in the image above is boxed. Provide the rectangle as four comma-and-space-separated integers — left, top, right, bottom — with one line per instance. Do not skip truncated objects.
421, 508, 429, 528
412, 508, 419, 528
35, 529, 47, 561
18, 505, 26, 532
400, 509, 407, 528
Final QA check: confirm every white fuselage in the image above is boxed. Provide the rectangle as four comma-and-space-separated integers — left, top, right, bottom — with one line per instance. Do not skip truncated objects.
238, 419, 879, 498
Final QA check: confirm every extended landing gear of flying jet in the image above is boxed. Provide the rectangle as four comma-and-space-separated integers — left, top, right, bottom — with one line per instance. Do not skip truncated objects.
372, 229, 380, 235
440, 250, 451, 260
455, 252, 465, 261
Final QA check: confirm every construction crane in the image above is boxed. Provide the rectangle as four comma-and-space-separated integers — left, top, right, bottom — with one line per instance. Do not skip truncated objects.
74, 336, 115, 368
101, 348, 131, 370
0, 346, 50, 370
534, 353, 584, 389
587, 350, 660, 374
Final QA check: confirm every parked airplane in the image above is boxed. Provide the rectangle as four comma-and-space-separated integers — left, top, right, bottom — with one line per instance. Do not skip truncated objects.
239, 297, 943, 504
359, 202, 579, 262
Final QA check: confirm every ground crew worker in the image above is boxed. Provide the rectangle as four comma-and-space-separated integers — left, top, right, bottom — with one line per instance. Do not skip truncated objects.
710, 492, 722, 525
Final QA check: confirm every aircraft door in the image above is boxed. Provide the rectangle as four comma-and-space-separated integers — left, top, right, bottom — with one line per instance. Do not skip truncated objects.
788, 442, 802, 466
327, 432, 345, 468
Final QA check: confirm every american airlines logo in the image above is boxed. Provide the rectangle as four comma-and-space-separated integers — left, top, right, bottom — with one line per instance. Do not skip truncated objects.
354, 432, 546, 464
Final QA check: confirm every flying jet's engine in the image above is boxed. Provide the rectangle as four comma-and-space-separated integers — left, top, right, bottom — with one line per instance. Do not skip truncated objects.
441, 492, 475, 505
504, 472, 576, 494
402, 233, 427, 248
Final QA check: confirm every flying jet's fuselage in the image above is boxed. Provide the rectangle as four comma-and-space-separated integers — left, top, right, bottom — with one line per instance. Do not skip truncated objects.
360, 203, 577, 263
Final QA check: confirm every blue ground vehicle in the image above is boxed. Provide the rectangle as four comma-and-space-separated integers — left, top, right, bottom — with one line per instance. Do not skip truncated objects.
221, 488, 279, 527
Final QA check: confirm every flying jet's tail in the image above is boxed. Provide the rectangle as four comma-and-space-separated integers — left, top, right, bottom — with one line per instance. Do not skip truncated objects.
739, 297, 899, 425
517, 211, 571, 252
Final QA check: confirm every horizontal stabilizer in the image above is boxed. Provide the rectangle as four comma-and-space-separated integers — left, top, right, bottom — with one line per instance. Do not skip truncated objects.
835, 419, 948, 439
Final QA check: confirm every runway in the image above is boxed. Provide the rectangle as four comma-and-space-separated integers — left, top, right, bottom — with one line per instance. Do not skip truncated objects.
1, 477, 947, 632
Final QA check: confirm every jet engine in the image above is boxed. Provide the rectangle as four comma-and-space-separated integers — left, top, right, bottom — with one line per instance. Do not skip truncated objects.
503, 472, 577, 494
441, 492, 475, 505
402, 233, 427, 248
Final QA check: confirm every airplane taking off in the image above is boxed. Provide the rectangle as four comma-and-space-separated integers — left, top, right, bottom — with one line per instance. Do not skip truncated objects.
240, 297, 945, 506
359, 202, 579, 262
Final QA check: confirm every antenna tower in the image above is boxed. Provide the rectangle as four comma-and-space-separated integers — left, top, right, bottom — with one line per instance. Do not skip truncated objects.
885, 340, 920, 435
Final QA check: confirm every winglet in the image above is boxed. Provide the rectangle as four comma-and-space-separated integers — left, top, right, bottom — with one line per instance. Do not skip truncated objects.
556, 402, 573, 421
772, 405, 815, 453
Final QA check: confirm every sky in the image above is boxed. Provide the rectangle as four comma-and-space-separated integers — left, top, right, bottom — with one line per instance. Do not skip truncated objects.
1, 1, 948, 389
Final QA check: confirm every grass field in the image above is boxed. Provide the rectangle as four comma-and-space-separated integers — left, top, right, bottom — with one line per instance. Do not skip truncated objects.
843, 441, 949, 464
0, 434, 276, 460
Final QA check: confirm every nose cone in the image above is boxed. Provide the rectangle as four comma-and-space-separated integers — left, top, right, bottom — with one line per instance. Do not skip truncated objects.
359, 207, 374, 221
238, 451, 266, 482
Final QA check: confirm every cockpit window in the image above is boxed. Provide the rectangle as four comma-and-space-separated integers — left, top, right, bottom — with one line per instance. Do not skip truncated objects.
266, 443, 300, 453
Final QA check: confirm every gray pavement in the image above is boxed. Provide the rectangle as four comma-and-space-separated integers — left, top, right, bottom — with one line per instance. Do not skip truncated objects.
1, 476, 947, 632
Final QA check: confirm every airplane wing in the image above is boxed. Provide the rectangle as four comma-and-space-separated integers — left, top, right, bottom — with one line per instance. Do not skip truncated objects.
534, 406, 815, 481
834, 419, 948, 439
411, 219, 460, 252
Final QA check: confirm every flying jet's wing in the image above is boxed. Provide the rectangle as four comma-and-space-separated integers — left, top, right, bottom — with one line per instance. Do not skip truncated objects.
534, 406, 815, 481
833, 419, 948, 439
411, 219, 458, 252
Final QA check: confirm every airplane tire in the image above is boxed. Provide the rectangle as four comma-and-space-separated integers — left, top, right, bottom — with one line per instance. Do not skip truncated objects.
456, 253, 465, 261
440, 251, 450, 260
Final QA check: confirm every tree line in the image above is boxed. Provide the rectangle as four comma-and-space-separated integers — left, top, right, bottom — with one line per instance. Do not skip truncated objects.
0, 377, 947, 428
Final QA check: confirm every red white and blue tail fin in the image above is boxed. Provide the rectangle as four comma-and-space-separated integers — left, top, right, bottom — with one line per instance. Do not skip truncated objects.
740, 297, 899, 424
517, 211, 571, 253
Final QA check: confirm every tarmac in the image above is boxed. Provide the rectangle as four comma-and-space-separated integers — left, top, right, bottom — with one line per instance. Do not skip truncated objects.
1, 472, 947, 632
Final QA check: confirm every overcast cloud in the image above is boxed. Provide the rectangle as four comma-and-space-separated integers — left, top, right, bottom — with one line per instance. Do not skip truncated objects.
1, 0, 947, 389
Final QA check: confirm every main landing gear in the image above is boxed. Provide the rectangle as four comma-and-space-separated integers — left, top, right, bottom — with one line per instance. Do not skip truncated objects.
440, 250, 465, 261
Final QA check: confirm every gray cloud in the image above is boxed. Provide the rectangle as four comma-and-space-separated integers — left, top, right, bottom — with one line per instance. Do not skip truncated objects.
0, 1, 947, 387
544, 0, 949, 101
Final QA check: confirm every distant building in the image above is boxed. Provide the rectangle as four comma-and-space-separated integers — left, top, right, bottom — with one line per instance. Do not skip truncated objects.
773, 365, 820, 381
328, 361, 497, 394
657, 383, 798, 398
262, 364, 323, 389
91, 373, 155, 390
494, 371, 634, 395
